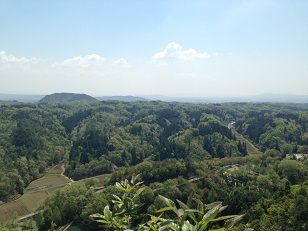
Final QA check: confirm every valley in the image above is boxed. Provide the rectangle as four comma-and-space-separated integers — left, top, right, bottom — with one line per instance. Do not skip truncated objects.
0, 100, 307, 230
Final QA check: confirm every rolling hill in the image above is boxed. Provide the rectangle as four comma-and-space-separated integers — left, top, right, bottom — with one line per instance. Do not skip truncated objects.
39, 93, 98, 103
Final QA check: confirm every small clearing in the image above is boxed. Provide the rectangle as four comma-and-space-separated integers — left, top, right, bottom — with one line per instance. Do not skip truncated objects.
228, 124, 262, 155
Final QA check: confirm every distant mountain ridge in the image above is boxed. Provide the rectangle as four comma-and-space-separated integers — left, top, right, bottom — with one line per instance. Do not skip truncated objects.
144, 94, 308, 104
39, 93, 98, 103
250, 93, 308, 103
0, 93, 307, 103
95, 95, 147, 102
0, 94, 44, 102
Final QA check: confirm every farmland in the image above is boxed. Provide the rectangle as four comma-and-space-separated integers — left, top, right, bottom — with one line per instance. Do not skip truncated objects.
0, 164, 71, 221
0, 164, 108, 221
25, 166, 70, 192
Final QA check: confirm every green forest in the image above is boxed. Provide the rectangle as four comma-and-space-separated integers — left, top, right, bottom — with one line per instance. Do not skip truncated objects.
0, 100, 308, 230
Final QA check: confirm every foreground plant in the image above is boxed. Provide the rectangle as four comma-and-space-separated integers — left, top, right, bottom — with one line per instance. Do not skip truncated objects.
90, 174, 145, 230
90, 175, 244, 231
140, 195, 244, 231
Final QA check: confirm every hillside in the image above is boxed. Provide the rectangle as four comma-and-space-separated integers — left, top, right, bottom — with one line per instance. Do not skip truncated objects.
0, 101, 307, 230
39, 93, 98, 103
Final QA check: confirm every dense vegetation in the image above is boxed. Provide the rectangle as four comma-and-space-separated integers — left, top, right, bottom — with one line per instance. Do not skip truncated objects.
0, 100, 307, 230
0, 102, 70, 201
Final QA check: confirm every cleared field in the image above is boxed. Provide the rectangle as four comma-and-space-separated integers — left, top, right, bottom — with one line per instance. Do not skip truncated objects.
0, 188, 62, 220
26, 164, 70, 190
0, 164, 70, 221
70, 174, 110, 188
231, 128, 262, 155
0, 164, 109, 221
0, 200, 29, 221
20, 187, 61, 212
47, 164, 64, 174
77, 174, 110, 183
26, 174, 70, 190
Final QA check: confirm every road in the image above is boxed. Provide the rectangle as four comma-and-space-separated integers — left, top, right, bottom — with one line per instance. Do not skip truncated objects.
18, 210, 42, 221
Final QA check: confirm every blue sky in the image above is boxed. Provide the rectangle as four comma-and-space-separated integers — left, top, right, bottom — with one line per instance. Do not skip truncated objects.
0, 0, 307, 96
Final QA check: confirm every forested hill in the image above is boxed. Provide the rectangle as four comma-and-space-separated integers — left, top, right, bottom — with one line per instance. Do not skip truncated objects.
0, 101, 308, 230
39, 93, 98, 103
0, 101, 307, 197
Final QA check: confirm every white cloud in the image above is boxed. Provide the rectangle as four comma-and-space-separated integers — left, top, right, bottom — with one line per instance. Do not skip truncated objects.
0, 51, 40, 64
53, 54, 105, 68
152, 42, 210, 61
113, 58, 131, 68
157, 61, 168, 67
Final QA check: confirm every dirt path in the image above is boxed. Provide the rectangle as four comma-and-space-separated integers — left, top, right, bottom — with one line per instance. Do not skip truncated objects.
60, 164, 75, 185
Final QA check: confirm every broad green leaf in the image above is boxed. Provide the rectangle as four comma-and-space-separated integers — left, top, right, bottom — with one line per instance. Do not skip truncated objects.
210, 215, 237, 222
115, 182, 126, 191
104, 205, 112, 221
185, 209, 200, 213
112, 194, 122, 202
209, 228, 225, 231
205, 201, 222, 210
156, 206, 176, 213
150, 214, 165, 222
176, 199, 189, 210
182, 221, 197, 231
199, 220, 210, 230
168, 222, 181, 231
185, 209, 198, 224
90, 213, 104, 219
218, 205, 228, 213
160, 220, 175, 227
131, 175, 140, 184
94, 219, 110, 224
115, 208, 126, 215
158, 195, 176, 207
202, 204, 220, 221
135, 181, 144, 186
175, 208, 184, 218
224, 214, 245, 228
133, 187, 145, 198
112, 200, 124, 208
192, 198, 204, 212
149, 224, 156, 230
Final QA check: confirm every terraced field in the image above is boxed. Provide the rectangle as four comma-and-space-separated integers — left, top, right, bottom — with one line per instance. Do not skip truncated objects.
0, 164, 71, 221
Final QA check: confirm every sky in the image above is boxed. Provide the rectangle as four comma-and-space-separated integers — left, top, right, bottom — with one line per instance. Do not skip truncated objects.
0, 0, 307, 97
